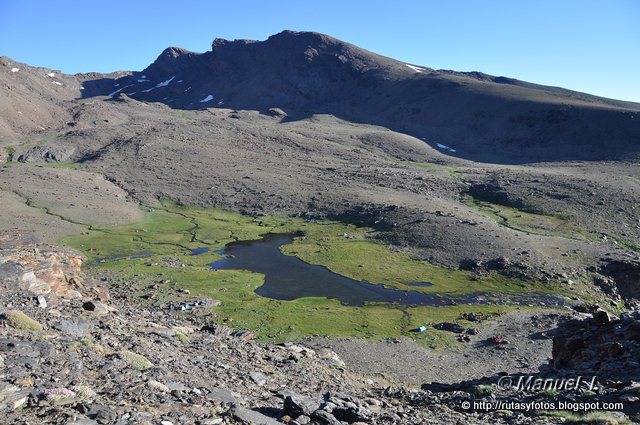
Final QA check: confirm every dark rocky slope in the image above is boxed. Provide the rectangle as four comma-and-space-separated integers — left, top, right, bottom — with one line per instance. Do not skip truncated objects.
77, 30, 640, 164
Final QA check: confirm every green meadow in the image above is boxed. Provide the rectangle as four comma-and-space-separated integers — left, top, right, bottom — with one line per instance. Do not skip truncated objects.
64, 201, 572, 348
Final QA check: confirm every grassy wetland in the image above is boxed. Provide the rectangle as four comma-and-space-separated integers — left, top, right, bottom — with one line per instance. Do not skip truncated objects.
63, 201, 574, 348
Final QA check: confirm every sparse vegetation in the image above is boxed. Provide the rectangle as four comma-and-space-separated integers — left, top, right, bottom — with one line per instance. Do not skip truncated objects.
80, 337, 108, 355
5, 145, 16, 161
121, 350, 153, 370
71, 385, 97, 401
540, 411, 631, 425
1, 160, 78, 169
537, 388, 558, 398
473, 384, 494, 396
173, 326, 191, 345
44, 387, 77, 405
461, 194, 590, 240
1, 310, 43, 331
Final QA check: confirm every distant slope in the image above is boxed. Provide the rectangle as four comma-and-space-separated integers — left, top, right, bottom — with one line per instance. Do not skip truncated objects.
80, 30, 640, 163
2, 30, 639, 162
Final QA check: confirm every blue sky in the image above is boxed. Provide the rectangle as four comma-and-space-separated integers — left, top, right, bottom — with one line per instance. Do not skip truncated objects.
1, 0, 638, 102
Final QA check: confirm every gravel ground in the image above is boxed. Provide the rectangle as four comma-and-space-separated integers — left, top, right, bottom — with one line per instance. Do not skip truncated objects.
309, 310, 573, 386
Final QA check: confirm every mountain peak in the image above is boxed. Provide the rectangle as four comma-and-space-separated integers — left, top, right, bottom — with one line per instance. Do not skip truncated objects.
266, 30, 339, 45
63, 30, 639, 165
211, 37, 258, 52
147, 46, 196, 76
160, 46, 192, 58
209, 30, 342, 58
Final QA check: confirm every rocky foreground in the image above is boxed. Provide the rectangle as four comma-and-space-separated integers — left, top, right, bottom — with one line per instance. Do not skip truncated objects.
0, 237, 638, 424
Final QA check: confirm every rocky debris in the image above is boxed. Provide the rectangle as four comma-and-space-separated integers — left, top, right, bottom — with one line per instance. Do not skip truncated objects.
599, 259, 640, 306
316, 347, 346, 368
232, 406, 280, 424
0, 240, 633, 424
552, 309, 640, 380
433, 322, 465, 333
0, 382, 28, 410
487, 256, 511, 270
37, 295, 47, 308
0, 236, 109, 304
53, 317, 92, 337
283, 392, 322, 417
16, 144, 75, 163
460, 255, 530, 280
281, 391, 377, 424
465, 182, 528, 211
249, 371, 267, 386
82, 300, 117, 316
231, 329, 256, 341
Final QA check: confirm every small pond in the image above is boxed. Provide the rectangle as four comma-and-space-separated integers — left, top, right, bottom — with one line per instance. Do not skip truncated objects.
209, 233, 566, 307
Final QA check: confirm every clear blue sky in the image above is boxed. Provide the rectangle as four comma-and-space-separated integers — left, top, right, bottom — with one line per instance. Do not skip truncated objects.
1, 0, 639, 102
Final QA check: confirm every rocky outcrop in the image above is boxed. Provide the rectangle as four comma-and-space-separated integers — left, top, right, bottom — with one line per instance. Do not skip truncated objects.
0, 235, 108, 304
552, 310, 640, 379
599, 259, 640, 306
17, 145, 75, 163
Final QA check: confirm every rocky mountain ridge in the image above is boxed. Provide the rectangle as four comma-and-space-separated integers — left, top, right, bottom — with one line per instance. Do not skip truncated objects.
2, 30, 640, 163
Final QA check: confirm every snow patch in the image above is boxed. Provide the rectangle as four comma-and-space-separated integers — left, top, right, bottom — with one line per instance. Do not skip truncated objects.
184, 87, 192, 92
11, 68, 19, 73
107, 84, 133, 97
52, 81, 63, 86
436, 143, 456, 153
47, 72, 55, 77
405, 64, 425, 73
217, 99, 225, 106
137, 79, 150, 83
200, 94, 214, 103
140, 76, 175, 92
156, 76, 175, 87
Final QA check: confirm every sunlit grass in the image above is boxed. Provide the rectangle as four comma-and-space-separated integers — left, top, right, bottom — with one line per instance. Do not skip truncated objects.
63, 200, 567, 347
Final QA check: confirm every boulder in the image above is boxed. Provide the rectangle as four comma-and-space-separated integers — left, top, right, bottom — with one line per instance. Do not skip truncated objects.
0, 382, 28, 410
53, 318, 92, 338
81, 301, 116, 316
592, 310, 613, 325
284, 392, 322, 418
232, 406, 279, 425
17, 145, 75, 163
250, 371, 267, 386
433, 322, 465, 333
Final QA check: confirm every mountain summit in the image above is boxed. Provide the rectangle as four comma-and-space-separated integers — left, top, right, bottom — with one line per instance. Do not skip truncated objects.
81, 30, 640, 163
2, 30, 639, 163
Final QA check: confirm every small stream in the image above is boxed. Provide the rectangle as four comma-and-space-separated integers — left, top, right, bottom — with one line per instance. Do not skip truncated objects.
208, 233, 567, 308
